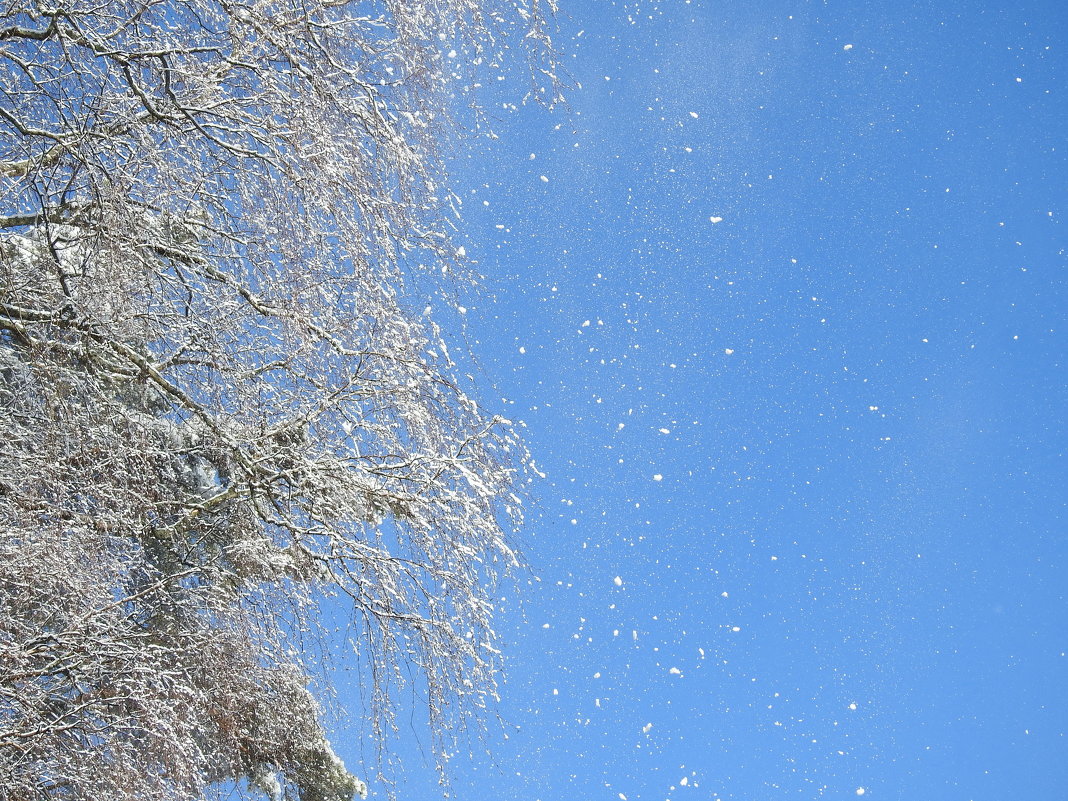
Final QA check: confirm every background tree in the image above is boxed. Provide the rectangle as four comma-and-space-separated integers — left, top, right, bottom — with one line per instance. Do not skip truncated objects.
0, 0, 558, 798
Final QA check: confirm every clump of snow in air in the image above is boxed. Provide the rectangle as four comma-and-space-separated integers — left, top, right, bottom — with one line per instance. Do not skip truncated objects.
642, 722, 653, 733
540, 175, 549, 182
680, 777, 689, 786
843, 43, 854, 50
613, 576, 623, 587
849, 702, 858, 710
709, 215, 723, 223
724, 348, 734, 355
731, 626, 741, 632
669, 666, 681, 675
653, 474, 663, 482
689, 111, 699, 118
855, 789, 866, 796
658, 427, 671, 434
619, 794, 627, 801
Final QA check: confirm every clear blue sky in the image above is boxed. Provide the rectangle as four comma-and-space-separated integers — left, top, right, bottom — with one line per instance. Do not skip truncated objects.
339, 2, 1067, 799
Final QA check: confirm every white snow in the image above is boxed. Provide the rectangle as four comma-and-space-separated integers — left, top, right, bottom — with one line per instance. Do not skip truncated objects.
613, 576, 623, 587
709, 216, 723, 223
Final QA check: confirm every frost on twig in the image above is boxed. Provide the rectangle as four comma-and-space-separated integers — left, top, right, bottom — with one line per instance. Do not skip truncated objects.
0, 0, 558, 798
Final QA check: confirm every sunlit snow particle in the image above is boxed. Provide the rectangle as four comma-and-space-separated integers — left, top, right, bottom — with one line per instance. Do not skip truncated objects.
689, 111, 699, 118
653, 474, 663, 482
680, 777, 689, 786
849, 702, 857, 710
642, 722, 653, 733
613, 576, 623, 587
855, 789, 865, 796
619, 795, 627, 801
709, 216, 723, 223
553, 688, 559, 695
519, 346, 526, 354
669, 667, 681, 675
843, 43, 853, 50
731, 626, 741, 632
724, 348, 734, 355
658, 427, 671, 434
540, 175, 549, 182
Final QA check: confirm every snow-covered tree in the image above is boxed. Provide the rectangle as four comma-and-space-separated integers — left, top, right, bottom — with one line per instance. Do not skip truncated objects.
0, 0, 557, 798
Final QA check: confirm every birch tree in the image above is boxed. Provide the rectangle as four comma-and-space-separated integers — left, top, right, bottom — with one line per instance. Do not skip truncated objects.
0, 0, 556, 798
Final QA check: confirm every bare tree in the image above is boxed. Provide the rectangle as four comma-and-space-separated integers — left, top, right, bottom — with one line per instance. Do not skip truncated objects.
0, 0, 557, 798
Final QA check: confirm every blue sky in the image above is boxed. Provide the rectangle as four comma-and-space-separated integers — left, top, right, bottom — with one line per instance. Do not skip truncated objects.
339, 2, 1066, 799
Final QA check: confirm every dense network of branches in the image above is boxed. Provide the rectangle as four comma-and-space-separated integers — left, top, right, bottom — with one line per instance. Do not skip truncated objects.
0, 0, 556, 798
